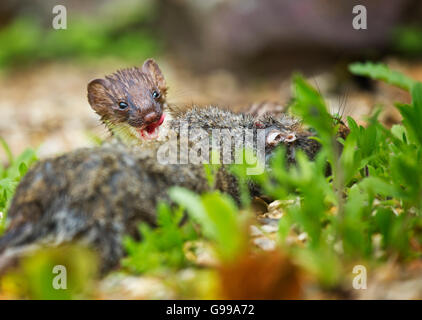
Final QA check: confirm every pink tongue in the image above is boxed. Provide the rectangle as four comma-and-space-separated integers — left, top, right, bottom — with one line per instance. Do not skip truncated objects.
145, 114, 165, 134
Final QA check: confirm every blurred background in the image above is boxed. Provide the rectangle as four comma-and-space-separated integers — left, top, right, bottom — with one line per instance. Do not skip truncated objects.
1, 0, 422, 161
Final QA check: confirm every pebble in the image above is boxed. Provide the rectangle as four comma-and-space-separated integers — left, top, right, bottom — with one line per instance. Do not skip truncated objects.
250, 225, 263, 236
297, 232, 308, 242
184, 240, 218, 267
257, 217, 279, 227
267, 200, 284, 219
261, 224, 278, 234
99, 274, 174, 300
253, 237, 276, 251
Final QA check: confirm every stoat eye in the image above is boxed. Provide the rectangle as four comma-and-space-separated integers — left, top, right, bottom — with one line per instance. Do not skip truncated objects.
152, 90, 160, 99
118, 101, 128, 110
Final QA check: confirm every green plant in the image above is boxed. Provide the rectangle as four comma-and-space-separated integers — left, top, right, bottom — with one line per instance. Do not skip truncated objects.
392, 25, 422, 56
0, 245, 98, 299
349, 61, 415, 91
251, 65, 422, 287
0, 1, 161, 70
0, 139, 38, 234
169, 188, 248, 262
122, 202, 199, 274
122, 184, 251, 274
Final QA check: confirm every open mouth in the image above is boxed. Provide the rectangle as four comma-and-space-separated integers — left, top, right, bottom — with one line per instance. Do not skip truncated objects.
136, 113, 165, 140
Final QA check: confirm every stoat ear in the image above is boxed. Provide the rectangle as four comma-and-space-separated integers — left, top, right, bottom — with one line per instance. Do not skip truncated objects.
87, 78, 114, 116
142, 58, 167, 94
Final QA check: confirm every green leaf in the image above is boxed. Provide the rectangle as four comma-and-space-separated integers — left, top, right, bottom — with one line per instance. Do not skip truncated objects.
349, 62, 415, 91
391, 124, 407, 142
397, 82, 422, 146
201, 192, 244, 259
169, 187, 245, 260
0, 137, 13, 164
291, 74, 335, 141
122, 201, 198, 274
374, 207, 395, 247
19, 162, 28, 177
169, 187, 213, 237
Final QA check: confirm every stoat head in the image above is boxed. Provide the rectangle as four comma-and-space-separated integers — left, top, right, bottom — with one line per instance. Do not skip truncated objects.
87, 58, 167, 140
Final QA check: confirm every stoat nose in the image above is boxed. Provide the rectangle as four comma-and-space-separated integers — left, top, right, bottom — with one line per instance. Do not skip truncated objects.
144, 111, 159, 124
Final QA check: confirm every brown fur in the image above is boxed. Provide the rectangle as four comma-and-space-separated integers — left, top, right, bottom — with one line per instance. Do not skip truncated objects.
87, 59, 167, 130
